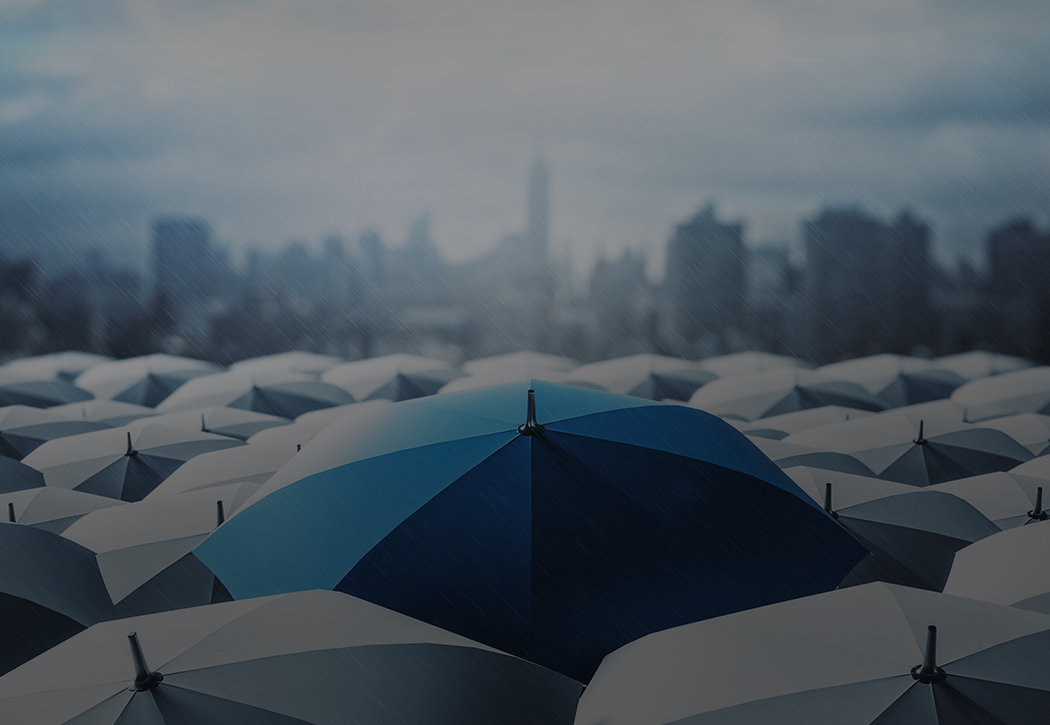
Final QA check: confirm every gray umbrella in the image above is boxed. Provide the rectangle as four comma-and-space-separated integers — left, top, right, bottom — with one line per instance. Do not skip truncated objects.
0, 455, 45, 494
0, 380, 93, 409
157, 370, 356, 418
822, 485, 1000, 591
944, 521, 1050, 615
747, 436, 878, 477
784, 412, 1034, 486
0, 405, 108, 460
322, 354, 465, 402
0, 516, 232, 677
22, 420, 243, 502
146, 406, 290, 441
818, 354, 967, 408
0, 590, 582, 724
689, 369, 886, 421
75, 355, 222, 408
2, 486, 122, 534
47, 400, 158, 428
1, 351, 111, 382
742, 405, 875, 440
567, 354, 717, 401
576, 582, 1050, 725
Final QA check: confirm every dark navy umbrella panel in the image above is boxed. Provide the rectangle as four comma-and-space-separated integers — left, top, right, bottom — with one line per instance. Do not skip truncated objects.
197, 381, 866, 682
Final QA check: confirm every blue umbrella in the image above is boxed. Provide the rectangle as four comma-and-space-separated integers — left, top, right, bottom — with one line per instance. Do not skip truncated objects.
196, 380, 866, 681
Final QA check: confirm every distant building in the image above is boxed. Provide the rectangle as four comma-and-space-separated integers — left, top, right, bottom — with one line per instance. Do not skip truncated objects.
664, 204, 745, 352
152, 219, 211, 305
590, 249, 651, 358
985, 219, 1050, 358
802, 206, 932, 361
526, 157, 550, 264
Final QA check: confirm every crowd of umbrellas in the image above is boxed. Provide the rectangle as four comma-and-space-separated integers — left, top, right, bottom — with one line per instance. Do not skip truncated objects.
1, 348, 1049, 722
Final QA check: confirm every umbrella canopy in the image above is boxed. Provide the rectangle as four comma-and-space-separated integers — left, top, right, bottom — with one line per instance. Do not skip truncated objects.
196, 380, 866, 681
0, 590, 583, 725
784, 412, 1033, 486
818, 354, 967, 408
157, 370, 355, 418
944, 522, 1050, 615
576, 582, 1050, 725
47, 399, 157, 428
742, 405, 875, 440
786, 466, 999, 590
0, 456, 45, 494
935, 351, 1034, 381
746, 436, 878, 476
228, 351, 345, 377
567, 354, 717, 401
826, 487, 1000, 591
929, 472, 1049, 529
242, 400, 393, 453
698, 351, 812, 378
951, 366, 1050, 419
146, 406, 289, 441
462, 351, 578, 376
0, 379, 93, 409
439, 368, 589, 394
147, 443, 297, 498
1, 351, 111, 382
75, 354, 221, 408
321, 354, 465, 401
3, 487, 122, 534
688, 369, 886, 421
60, 482, 260, 608
0, 405, 107, 460
975, 413, 1050, 456
22, 420, 244, 502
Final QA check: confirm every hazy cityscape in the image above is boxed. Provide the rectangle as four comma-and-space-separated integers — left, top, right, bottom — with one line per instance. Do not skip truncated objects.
0, 155, 1047, 367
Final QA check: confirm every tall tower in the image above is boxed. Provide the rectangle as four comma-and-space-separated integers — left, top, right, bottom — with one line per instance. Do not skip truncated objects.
526, 156, 549, 262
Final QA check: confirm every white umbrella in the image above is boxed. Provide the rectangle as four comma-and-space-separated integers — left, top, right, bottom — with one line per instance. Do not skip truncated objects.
567, 354, 716, 401
321, 354, 464, 401
784, 412, 1033, 486
1, 351, 111, 382
2, 487, 122, 534
975, 413, 1050, 456
698, 351, 811, 378
934, 351, 1034, 381
944, 522, 1050, 615
228, 351, 345, 377
747, 436, 878, 476
929, 472, 1047, 529
742, 405, 875, 440
47, 400, 157, 428
244, 400, 393, 453
951, 366, 1050, 419
22, 419, 244, 501
818, 354, 966, 408
0, 590, 583, 724
146, 406, 289, 441
147, 443, 297, 498
689, 368, 886, 421
157, 369, 355, 418
0, 405, 107, 460
75, 355, 221, 408
462, 351, 577, 376
60, 481, 261, 607
577, 582, 1050, 725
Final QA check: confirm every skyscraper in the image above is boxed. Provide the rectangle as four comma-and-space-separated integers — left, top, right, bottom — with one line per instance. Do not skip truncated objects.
526, 156, 549, 263
152, 219, 211, 306
664, 204, 745, 350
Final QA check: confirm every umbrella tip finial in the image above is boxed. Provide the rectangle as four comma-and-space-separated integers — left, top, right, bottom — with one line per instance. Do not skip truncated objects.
1028, 486, 1048, 523
911, 625, 946, 684
125, 431, 136, 457
216, 500, 225, 527
823, 483, 838, 518
913, 420, 927, 446
517, 389, 545, 436
7, 502, 14, 523
296, 443, 301, 452
127, 632, 164, 691
201, 414, 207, 433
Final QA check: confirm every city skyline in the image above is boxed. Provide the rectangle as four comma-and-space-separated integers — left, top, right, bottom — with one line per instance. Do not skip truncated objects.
2, 1, 1048, 275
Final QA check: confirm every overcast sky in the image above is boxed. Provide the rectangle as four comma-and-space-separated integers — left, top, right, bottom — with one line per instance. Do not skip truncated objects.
1, 0, 1048, 280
